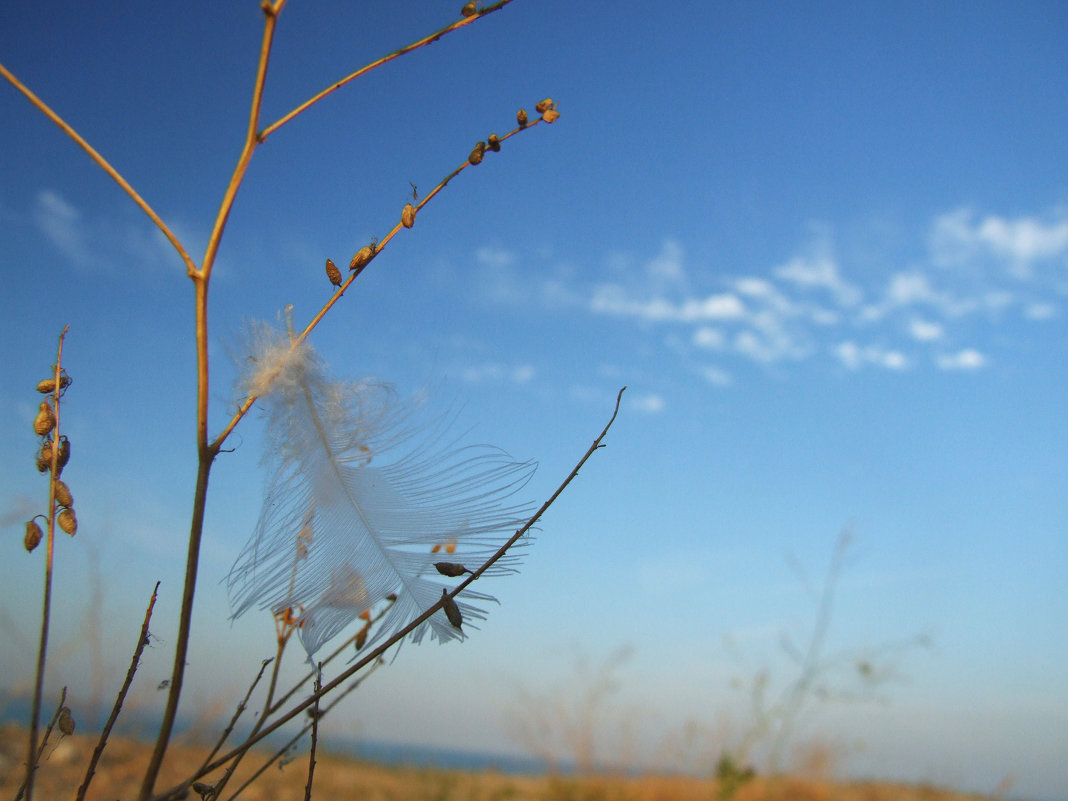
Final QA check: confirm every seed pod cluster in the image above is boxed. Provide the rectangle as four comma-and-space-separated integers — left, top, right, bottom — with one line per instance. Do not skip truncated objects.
487, 134, 501, 152
325, 258, 343, 288
535, 98, 560, 123
401, 203, 416, 229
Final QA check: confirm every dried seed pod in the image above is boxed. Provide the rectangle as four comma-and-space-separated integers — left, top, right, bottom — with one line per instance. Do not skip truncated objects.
434, 561, 471, 577
349, 245, 375, 271
58, 507, 77, 537
57, 706, 75, 736
535, 98, 554, 113
468, 142, 486, 165
24, 520, 43, 552
36, 445, 51, 473
192, 782, 214, 799
36, 375, 71, 394
354, 624, 368, 650
542, 109, 561, 124
57, 436, 71, 470
401, 203, 416, 229
460, 1, 477, 16
34, 401, 56, 437
54, 479, 74, 509
441, 588, 463, 630
516, 108, 528, 128
325, 258, 343, 287
487, 134, 501, 152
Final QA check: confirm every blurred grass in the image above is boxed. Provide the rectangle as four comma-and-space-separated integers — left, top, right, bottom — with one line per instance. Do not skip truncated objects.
0, 724, 1010, 801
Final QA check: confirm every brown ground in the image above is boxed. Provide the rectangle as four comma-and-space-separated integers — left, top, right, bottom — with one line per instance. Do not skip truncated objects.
0, 724, 1006, 801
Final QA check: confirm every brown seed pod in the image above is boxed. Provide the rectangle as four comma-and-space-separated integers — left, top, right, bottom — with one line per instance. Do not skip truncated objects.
57, 706, 75, 736
24, 520, 43, 552
401, 203, 416, 229
58, 507, 77, 537
441, 588, 463, 630
354, 624, 368, 650
535, 98, 554, 113
349, 245, 376, 271
57, 436, 71, 470
542, 109, 561, 124
36, 445, 51, 473
54, 479, 74, 509
36, 375, 71, 394
468, 142, 486, 165
460, 1, 477, 17
34, 401, 56, 437
516, 108, 528, 128
434, 561, 471, 577
325, 258, 343, 287
487, 134, 501, 152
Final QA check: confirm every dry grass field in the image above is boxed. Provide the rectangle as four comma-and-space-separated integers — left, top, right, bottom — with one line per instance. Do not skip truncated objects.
0, 724, 1008, 801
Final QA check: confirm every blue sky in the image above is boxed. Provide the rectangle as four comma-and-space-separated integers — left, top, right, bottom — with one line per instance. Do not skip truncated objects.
1, 1, 1066, 798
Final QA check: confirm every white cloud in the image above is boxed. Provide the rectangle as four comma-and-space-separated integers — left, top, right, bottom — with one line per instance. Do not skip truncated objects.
590, 285, 746, 323
834, 341, 910, 371
693, 326, 725, 349
908, 318, 944, 342
460, 362, 536, 384
931, 207, 1068, 277
475, 246, 518, 268
646, 239, 687, 289
1024, 303, 1057, 320
630, 393, 665, 414
34, 189, 90, 266
700, 365, 732, 386
774, 251, 862, 307
936, 349, 986, 370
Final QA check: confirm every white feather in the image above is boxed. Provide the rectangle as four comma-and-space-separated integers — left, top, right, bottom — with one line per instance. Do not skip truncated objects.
227, 313, 535, 658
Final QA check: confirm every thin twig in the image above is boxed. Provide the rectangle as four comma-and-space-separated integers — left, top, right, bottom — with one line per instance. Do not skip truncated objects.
195, 657, 274, 777
258, 0, 517, 142
75, 583, 160, 801
0, 63, 195, 274
166, 388, 626, 795
211, 113, 548, 453
302, 665, 323, 801
16, 688, 68, 801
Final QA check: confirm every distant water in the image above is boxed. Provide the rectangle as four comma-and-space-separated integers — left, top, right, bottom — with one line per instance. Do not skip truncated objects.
0, 697, 549, 776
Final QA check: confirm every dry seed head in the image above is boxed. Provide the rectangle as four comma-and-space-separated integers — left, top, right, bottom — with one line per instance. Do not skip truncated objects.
516, 108, 528, 128
57, 706, 75, 736
24, 520, 43, 552
542, 109, 561, 124
487, 134, 501, 152
461, 1, 477, 17
349, 245, 375, 271
535, 98, 554, 113
36, 375, 71, 395
36, 445, 51, 473
57, 436, 71, 470
34, 401, 56, 437
401, 203, 416, 229
325, 258, 343, 287
54, 479, 74, 509
468, 142, 486, 165
434, 561, 470, 577
58, 507, 77, 537
441, 588, 463, 630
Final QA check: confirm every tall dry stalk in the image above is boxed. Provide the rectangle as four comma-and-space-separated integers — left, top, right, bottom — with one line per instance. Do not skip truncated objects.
4, 4, 618, 800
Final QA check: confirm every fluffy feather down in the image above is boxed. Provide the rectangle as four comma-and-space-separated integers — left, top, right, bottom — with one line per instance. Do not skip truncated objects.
227, 317, 535, 658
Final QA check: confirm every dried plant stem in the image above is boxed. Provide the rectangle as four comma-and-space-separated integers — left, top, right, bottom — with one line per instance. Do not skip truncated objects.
16, 687, 68, 801
170, 388, 627, 794
212, 115, 545, 450
302, 666, 323, 801
196, 657, 274, 776
75, 583, 160, 801
258, 0, 516, 142
0, 64, 195, 274
23, 326, 69, 801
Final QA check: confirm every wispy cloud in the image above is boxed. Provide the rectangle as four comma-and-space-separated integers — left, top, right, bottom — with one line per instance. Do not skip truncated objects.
460, 362, 536, 385
578, 206, 1065, 382
629, 393, 665, 414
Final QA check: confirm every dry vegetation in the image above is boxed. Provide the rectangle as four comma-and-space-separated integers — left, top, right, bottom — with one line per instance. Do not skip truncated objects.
0, 724, 1004, 801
